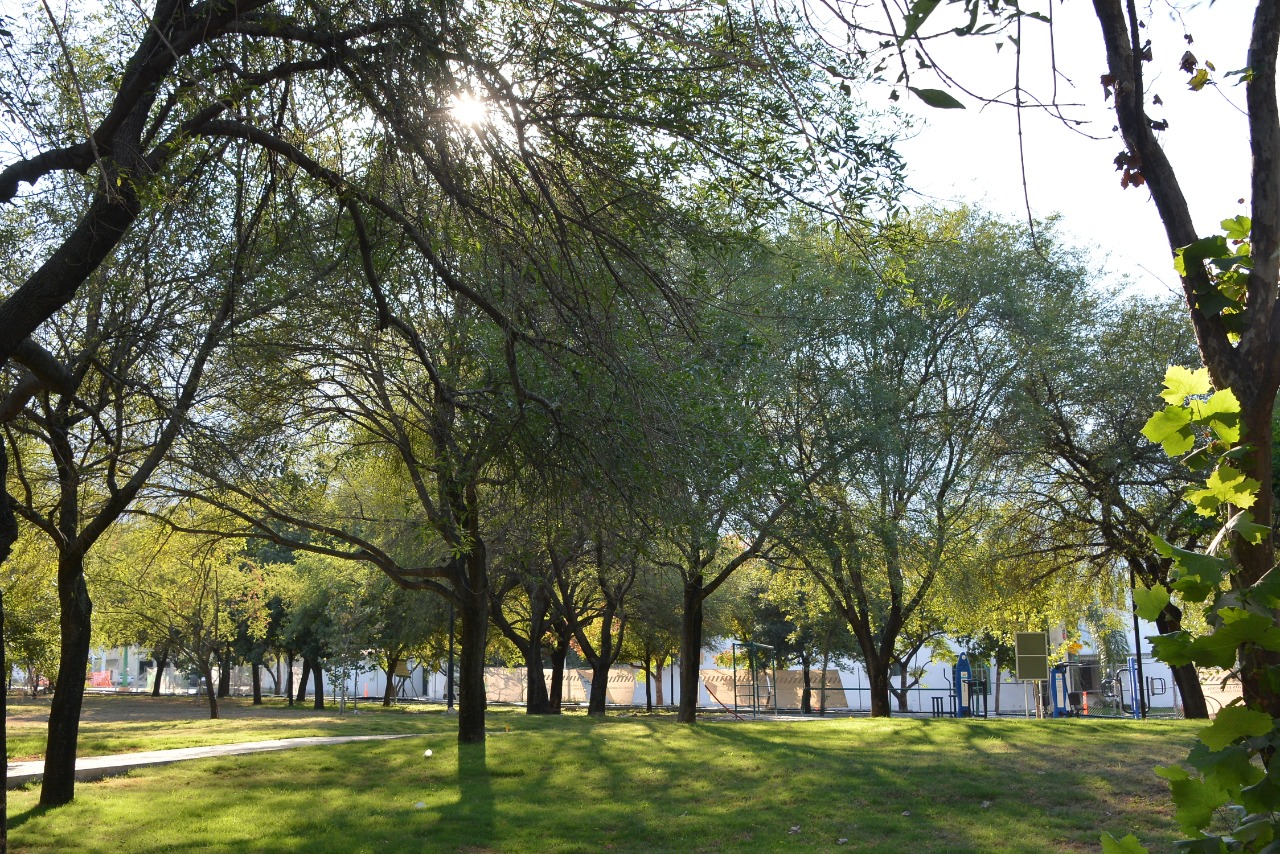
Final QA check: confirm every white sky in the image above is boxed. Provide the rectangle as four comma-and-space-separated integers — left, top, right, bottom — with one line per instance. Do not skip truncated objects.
892, 1, 1253, 298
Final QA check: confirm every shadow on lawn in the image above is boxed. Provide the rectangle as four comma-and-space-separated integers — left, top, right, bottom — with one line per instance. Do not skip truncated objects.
9, 802, 51, 832
437, 742, 493, 847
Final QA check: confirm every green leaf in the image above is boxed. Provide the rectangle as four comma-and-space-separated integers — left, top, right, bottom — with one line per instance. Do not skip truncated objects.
1161, 365, 1213, 405
1227, 511, 1270, 546
1134, 584, 1171, 621
908, 87, 965, 109
1101, 833, 1150, 854
1142, 406, 1194, 456
1187, 741, 1266, 789
1241, 773, 1280, 815
1199, 705, 1274, 750
1185, 609, 1280, 670
1175, 236, 1231, 276
1221, 215, 1252, 240
1150, 534, 1230, 603
1151, 631, 1197, 666
1184, 464, 1261, 516
898, 0, 942, 44
1190, 388, 1241, 443
1156, 764, 1231, 833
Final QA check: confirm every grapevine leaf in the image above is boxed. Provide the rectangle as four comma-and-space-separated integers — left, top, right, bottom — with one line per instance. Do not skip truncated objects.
1142, 406, 1194, 456
1199, 705, 1274, 751
1156, 764, 1230, 833
1221, 215, 1252, 240
1190, 389, 1241, 443
1184, 609, 1280, 670
1187, 741, 1266, 789
1160, 365, 1213, 404
1175, 236, 1231, 276
1134, 585, 1171, 622
1184, 464, 1261, 516
1240, 774, 1280, 815
1100, 833, 1149, 854
1151, 631, 1196, 666
1227, 511, 1270, 546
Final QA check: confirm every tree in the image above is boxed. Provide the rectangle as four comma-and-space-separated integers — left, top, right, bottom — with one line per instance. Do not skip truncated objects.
775, 209, 1083, 717
0, 0, 903, 583
1011, 297, 1213, 717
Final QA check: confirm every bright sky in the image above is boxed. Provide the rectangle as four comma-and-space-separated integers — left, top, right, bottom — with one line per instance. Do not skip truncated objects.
893, 1, 1253, 298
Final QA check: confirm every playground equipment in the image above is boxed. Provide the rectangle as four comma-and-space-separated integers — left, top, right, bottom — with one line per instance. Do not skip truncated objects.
729, 640, 777, 717
1050, 663, 1086, 717
1097, 656, 1146, 718
952, 653, 988, 718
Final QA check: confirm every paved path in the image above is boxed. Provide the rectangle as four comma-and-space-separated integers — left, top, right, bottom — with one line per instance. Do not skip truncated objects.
6, 734, 419, 788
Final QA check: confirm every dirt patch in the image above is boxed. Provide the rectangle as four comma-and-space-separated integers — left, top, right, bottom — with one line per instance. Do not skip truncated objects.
6, 693, 365, 725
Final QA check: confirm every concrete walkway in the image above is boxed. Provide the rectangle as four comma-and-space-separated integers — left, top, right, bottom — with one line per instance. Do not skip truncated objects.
6, 734, 419, 788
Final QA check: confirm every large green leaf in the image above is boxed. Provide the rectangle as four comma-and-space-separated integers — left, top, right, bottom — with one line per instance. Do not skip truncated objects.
1190, 388, 1241, 443
1198, 705, 1274, 751
1187, 741, 1265, 789
1240, 774, 1280, 815
1142, 406, 1194, 456
1185, 464, 1261, 516
1175, 236, 1231, 277
1155, 764, 1231, 834
1134, 584, 1171, 622
1184, 609, 1280, 670
1160, 365, 1212, 405
1221, 215, 1252, 240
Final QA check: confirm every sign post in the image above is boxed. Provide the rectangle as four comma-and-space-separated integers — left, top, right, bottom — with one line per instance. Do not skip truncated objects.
1015, 632, 1050, 719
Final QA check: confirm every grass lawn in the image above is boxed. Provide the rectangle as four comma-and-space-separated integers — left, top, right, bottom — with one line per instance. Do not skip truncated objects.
5, 700, 1198, 853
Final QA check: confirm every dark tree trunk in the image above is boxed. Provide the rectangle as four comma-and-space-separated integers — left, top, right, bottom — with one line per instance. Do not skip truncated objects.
677, 578, 704, 723
40, 551, 92, 807
867, 660, 892, 718
201, 662, 219, 719
311, 660, 324, 710
285, 653, 295, 706
150, 648, 168, 697
800, 664, 813, 715
644, 651, 653, 713
548, 633, 569, 714
295, 659, 310, 704
655, 658, 664, 707
251, 659, 262, 705
216, 649, 231, 698
456, 581, 489, 743
587, 655, 610, 717
1155, 603, 1209, 719
382, 653, 400, 707
522, 641, 552, 714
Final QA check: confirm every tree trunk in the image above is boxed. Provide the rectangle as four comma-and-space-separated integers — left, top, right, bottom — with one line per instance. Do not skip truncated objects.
801, 667, 813, 715
867, 659, 892, 718
654, 657, 664, 707
40, 551, 92, 807
522, 641, 552, 715
216, 649, 231, 698
251, 660, 262, 705
456, 583, 489, 743
295, 659, 310, 704
202, 661, 219, 720
150, 648, 168, 697
644, 653, 653, 712
285, 654, 295, 706
548, 629, 570, 713
382, 653, 400, 707
1154, 603, 1209, 719
311, 660, 324, 710
677, 578, 704, 723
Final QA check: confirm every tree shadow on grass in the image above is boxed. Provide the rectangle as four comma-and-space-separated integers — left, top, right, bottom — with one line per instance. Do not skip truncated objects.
9, 801, 52, 832
437, 741, 493, 849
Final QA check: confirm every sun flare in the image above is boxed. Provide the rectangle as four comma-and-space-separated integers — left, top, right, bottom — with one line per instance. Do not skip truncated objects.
449, 93, 488, 126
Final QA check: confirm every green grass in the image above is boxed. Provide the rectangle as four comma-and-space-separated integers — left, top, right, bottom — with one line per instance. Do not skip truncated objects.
5, 702, 1198, 853
7, 695, 436, 760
